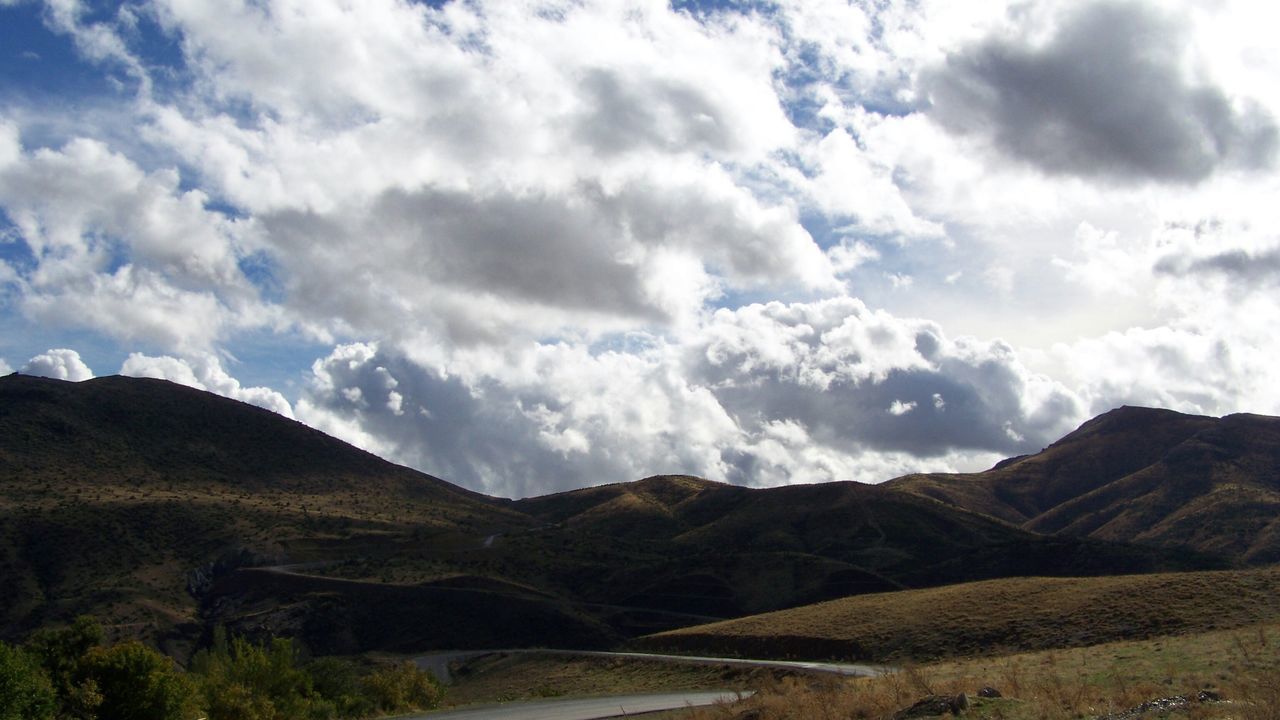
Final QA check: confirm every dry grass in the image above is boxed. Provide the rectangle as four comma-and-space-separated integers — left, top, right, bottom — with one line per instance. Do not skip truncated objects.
683, 623, 1280, 719
640, 567, 1280, 663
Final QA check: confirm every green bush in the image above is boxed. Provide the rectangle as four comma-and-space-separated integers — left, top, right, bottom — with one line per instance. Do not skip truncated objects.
191, 630, 315, 720
0, 641, 56, 720
24, 615, 104, 719
361, 661, 443, 713
79, 641, 195, 720
305, 657, 375, 718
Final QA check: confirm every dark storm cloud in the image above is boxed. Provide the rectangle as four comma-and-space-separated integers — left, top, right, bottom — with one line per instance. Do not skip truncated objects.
923, 1, 1278, 183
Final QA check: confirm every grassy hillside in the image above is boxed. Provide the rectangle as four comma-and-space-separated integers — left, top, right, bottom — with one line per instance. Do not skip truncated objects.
680, 622, 1280, 720
0, 374, 533, 654
891, 406, 1280, 563
637, 566, 1280, 663
0, 376, 1252, 660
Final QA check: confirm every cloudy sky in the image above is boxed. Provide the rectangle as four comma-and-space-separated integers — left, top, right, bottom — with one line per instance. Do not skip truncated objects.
2, 0, 1278, 497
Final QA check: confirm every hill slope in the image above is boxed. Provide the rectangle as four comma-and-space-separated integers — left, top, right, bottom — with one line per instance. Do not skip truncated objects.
510, 475, 1219, 618
890, 406, 1280, 563
0, 377, 1247, 658
637, 565, 1280, 662
0, 373, 535, 654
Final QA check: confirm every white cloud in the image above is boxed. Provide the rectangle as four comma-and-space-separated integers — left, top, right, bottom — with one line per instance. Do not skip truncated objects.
120, 352, 294, 417
22, 348, 95, 381
4, 0, 1280, 497
0, 357, 12, 375
888, 400, 917, 415
0, 135, 273, 352
293, 295, 1082, 495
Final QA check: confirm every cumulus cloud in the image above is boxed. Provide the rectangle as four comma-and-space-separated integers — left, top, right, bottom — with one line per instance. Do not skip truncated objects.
100, 0, 841, 349
688, 298, 1082, 461
294, 297, 1083, 496
22, 348, 95, 381
0, 134, 272, 352
296, 341, 742, 497
120, 353, 294, 417
923, 0, 1278, 182
0, 357, 12, 375
264, 172, 837, 345
5, 0, 1280, 499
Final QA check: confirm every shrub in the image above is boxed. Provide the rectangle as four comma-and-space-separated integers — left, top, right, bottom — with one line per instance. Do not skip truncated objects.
24, 615, 104, 719
361, 661, 443, 713
305, 657, 376, 718
79, 641, 195, 720
191, 630, 315, 720
0, 641, 56, 720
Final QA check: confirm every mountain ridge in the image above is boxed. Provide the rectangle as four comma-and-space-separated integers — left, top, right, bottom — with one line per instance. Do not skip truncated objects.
889, 404, 1280, 563
0, 374, 1260, 659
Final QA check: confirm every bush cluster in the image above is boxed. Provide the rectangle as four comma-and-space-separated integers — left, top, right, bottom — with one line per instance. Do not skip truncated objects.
0, 618, 442, 720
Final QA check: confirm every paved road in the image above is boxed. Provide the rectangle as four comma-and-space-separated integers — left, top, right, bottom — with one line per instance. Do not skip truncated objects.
415, 648, 890, 683
398, 690, 749, 719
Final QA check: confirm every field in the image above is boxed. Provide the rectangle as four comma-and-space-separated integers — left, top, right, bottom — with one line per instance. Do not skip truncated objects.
685, 622, 1280, 719
638, 567, 1280, 663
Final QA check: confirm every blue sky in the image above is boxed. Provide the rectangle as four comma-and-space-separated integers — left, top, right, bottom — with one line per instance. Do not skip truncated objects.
3, 0, 1280, 497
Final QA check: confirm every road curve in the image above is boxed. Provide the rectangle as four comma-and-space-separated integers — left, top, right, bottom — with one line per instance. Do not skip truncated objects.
415, 648, 890, 684
398, 690, 749, 720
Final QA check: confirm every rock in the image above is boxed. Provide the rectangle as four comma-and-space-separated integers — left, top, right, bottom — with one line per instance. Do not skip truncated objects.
1095, 695, 1191, 719
977, 687, 1001, 698
893, 694, 969, 718
1196, 689, 1222, 703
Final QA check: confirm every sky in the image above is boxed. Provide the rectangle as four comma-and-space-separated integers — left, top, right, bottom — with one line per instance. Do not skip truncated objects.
2, 0, 1279, 498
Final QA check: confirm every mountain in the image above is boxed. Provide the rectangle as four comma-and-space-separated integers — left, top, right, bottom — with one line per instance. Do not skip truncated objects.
0, 373, 536, 656
0, 376, 1244, 659
890, 406, 1280, 563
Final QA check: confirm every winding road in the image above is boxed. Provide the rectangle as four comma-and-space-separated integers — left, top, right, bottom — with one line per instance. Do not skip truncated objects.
415, 648, 890, 683
409, 650, 889, 718
399, 691, 750, 719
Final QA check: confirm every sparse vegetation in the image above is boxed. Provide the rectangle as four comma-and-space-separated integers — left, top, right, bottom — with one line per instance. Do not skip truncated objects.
640, 567, 1280, 663
683, 622, 1280, 719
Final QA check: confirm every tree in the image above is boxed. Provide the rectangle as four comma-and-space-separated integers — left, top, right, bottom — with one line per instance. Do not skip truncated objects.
24, 615, 104, 719
78, 641, 195, 720
0, 641, 55, 720
191, 632, 315, 720
305, 656, 376, 718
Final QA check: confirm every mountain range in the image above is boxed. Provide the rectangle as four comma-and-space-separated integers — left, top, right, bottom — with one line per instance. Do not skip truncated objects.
2, 373, 1272, 659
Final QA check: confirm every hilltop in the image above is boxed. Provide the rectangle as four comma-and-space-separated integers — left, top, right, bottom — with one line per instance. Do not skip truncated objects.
890, 405, 1280, 563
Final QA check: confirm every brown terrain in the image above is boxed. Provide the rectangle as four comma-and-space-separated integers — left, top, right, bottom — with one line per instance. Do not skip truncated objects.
1, 374, 1270, 664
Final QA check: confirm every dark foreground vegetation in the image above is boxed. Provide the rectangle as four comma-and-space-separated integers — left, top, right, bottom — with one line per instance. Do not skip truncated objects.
0, 617, 441, 720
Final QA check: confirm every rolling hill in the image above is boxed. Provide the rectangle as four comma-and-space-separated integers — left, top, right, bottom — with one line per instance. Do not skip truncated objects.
890, 406, 1280, 563
636, 565, 1280, 662
0, 375, 1261, 660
